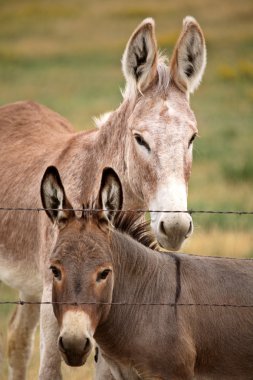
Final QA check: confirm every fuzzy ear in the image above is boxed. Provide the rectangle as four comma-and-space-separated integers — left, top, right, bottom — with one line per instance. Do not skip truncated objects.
40, 166, 74, 228
122, 18, 158, 95
170, 16, 206, 94
97, 168, 123, 224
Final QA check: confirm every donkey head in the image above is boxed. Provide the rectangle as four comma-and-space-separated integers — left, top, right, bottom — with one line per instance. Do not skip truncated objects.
41, 166, 122, 367
119, 17, 206, 250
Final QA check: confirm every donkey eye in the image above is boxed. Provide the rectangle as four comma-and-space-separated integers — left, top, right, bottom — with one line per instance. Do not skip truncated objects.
50, 266, 62, 280
188, 133, 197, 147
96, 269, 111, 282
134, 134, 151, 152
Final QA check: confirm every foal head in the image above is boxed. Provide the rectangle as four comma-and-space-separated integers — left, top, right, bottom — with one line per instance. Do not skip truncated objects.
41, 166, 127, 366
102, 17, 206, 250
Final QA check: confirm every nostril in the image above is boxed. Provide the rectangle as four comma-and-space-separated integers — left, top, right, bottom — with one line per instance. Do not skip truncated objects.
94, 347, 99, 363
159, 221, 166, 236
84, 338, 90, 352
59, 336, 91, 356
59, 336, 66, 353
185, 221, 192, 238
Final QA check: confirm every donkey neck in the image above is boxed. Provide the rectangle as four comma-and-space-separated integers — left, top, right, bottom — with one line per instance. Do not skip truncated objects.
97, 99, 143, 209
111, 231, 180, 309
95, 232, 179, 355
98, 101, 129, 177
53, 99, 139, 211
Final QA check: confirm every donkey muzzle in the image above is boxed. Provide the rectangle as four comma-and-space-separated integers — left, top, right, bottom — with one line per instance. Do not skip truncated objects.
58, 334, 92, 366
153, 212, 193, 250
58, 310, 94, 366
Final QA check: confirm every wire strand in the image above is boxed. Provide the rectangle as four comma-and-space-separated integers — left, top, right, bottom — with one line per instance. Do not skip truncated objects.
0, 207, 253, 215
0, 300, 253, 308
0, 207, 252, 308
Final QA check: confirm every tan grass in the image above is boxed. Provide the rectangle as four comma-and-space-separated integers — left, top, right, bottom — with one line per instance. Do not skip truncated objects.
184, 229, 253, 258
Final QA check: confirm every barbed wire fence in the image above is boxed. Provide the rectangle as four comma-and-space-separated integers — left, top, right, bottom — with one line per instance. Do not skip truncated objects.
1, 301, 253, 308
1, 207, 253, 214
0, 206, 253, 308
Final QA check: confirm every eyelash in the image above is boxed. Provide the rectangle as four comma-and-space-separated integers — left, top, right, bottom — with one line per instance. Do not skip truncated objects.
96, 269, 111, 282
134, 134, 151, 152
50, 265, 62, 280
188, 133, 197, 147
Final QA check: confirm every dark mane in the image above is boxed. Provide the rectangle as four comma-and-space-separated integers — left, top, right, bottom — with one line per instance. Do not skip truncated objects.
81, 204, 158, 250
113, 212, 158, 250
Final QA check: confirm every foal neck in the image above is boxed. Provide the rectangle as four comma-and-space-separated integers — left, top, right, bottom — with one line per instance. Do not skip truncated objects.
95, 233, 178, 354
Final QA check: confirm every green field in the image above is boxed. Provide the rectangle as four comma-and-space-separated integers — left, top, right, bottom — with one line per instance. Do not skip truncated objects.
0, 0, 252, 378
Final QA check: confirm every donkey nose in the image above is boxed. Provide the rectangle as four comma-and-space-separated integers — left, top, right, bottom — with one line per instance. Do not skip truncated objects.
58, 335, 91, 367
158, 213, 193, 250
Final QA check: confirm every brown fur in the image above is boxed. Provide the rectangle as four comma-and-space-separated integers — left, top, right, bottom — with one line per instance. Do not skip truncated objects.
52, 197, 253, 380
0, 16, 206, 379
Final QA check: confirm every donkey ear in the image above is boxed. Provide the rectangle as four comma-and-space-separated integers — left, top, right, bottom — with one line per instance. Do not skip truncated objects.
122, 18, 158, 95
40, 166, 74, 228
98, 168, 123, 224
170, 16, 206, 94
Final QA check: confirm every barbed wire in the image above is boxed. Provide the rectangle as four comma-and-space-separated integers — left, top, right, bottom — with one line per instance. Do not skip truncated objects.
0, 300, 253, 308
0, 206, 252, 309
0, 207, 253, 215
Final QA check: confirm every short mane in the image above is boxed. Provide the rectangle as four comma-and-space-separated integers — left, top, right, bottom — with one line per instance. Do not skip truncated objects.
81, 204, 158, 250
113, 212, 159, 250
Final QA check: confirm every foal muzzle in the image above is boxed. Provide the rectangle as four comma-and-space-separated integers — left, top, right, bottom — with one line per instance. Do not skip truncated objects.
58, 334, 92, 366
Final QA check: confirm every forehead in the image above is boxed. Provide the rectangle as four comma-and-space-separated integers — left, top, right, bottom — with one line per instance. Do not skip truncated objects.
130, 86, 196, 132
51, 220, 109, 263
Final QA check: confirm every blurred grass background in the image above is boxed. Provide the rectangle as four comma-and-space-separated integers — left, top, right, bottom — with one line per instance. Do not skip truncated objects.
0, 0, 252, 378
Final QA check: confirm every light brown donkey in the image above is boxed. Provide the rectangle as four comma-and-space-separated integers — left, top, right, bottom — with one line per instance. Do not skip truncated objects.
44, 166, 253, 380
0, 17, 206, 379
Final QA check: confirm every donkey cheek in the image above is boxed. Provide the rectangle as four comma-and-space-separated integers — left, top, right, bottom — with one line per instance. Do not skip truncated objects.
184, 157, 192, 183
96, 305, 111, 325
130, 149, 157, 199
52, 303, 63, 327
52, 287, 62, 321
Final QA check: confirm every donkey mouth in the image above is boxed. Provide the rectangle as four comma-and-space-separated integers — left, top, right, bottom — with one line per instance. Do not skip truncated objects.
62, 352, 89, 367
60, 348, 92, 367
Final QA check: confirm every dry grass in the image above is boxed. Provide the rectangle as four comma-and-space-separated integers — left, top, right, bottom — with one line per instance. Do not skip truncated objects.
184, 229, 253, 258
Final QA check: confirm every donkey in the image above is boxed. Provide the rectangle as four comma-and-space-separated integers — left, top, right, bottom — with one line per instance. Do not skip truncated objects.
43, 166, 253, 380
0, 16, 206, 379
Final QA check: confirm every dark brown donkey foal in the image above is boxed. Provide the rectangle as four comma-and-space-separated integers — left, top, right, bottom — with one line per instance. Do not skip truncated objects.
41, 167, 253, 380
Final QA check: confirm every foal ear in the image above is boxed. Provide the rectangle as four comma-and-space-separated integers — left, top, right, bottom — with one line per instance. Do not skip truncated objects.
98, 168, 123, 225
122, 18, 158, 95
170, 16, 206, 95
40, 166, 74, 228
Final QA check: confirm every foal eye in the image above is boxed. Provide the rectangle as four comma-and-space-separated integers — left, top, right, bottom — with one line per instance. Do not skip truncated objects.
188, 133, 197, 147
134, 134, 151, 152
96, 269, 111, 282
50, 266, 62, 280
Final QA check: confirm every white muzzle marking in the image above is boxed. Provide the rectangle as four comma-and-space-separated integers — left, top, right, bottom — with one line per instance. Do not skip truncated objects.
60, 310, 94, 343
150, 180, 193, 250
